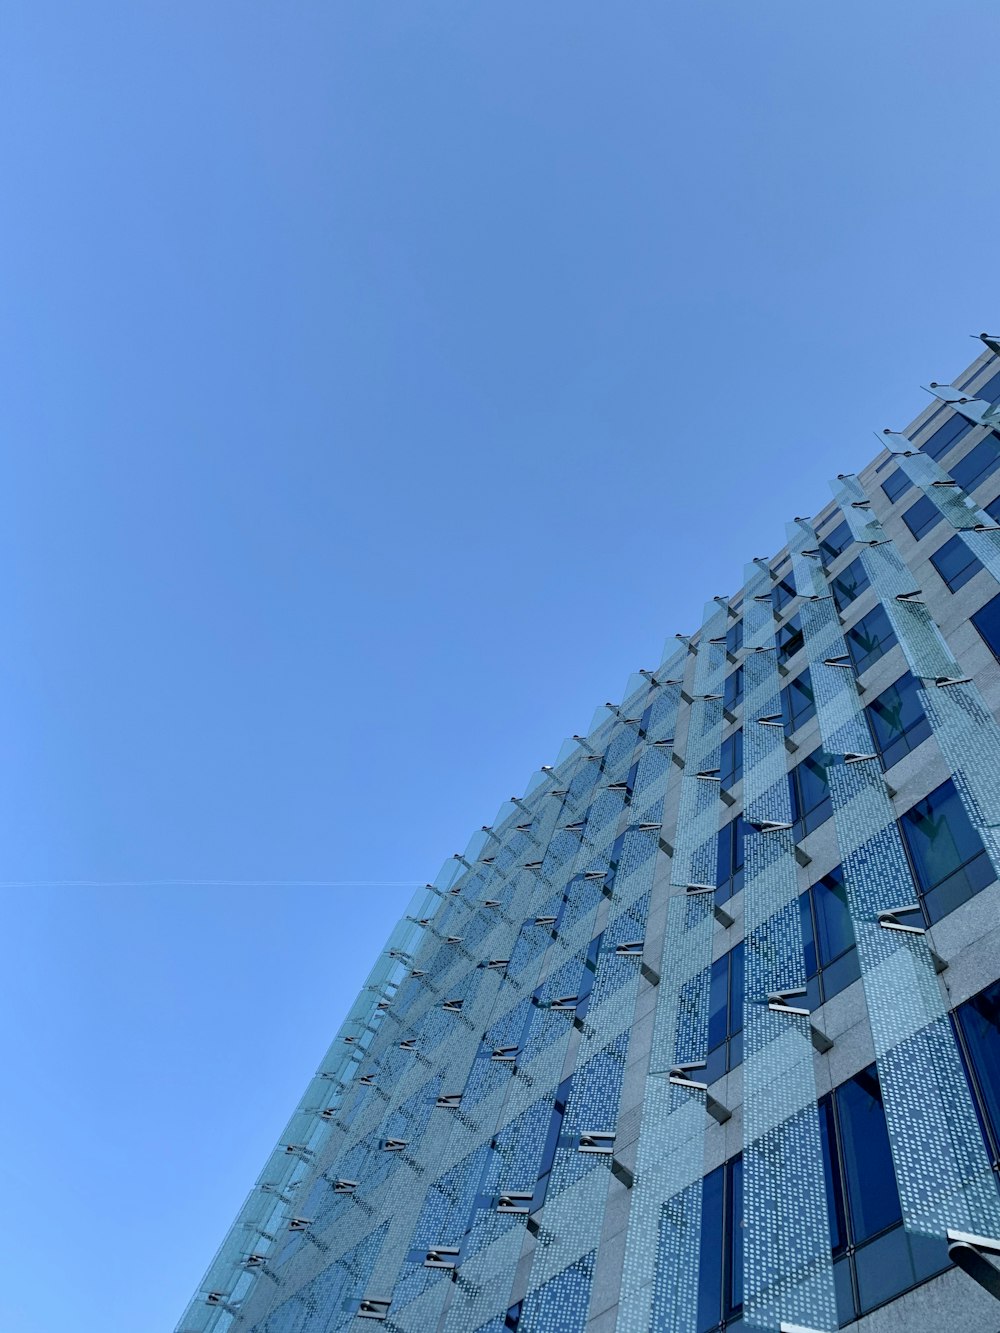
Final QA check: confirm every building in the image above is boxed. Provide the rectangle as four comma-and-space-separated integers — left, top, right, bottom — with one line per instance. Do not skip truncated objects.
178, 337, 1000, 1333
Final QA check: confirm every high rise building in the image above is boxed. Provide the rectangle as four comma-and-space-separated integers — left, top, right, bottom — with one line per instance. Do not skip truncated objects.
179, 338, 1000, 1333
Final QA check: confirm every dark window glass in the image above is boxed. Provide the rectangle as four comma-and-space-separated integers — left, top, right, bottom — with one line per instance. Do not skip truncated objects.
900, 778, 994, 922
846, 604, 896, 675
707, 954, 730, 1052
818, 517, 852, 561
812, 866, 856, 969
866, 671, 931, 769
723, 665, 743, 711
930, 534, 983, 593
881, 469, 913, 503
781, 669, 816, 733
716, 817, 745, 903
902, 493, 943, 541
972, 592, 1000, 665
725, 619, 743, 656
772, 574, 797, 615
831, 556, 870, 612
957, 979, 1000, 1162
719, 730, 742, 791
818, 1095, 847, 1254
920, 413, 975, 462
790, 748, 832, 837
697, 1165, 724, 1333
951, 435, 1000, 494
836, 1067, 901, 1243
973, 368, 1000, 405
776, 612, 803, 665
726, 1157, 743, 1318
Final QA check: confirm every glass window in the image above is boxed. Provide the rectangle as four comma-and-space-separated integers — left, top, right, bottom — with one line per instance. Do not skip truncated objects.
900, 778, 994, 922
881, 469, 913, 503
812, 867, 856, 969
781, 669, 816, 733
930, 534, 983, 593
790, 748, 832, 837
956, 979, 1000, 1162
776, 612, 803, 665
697, 1165, 724, 1333
831, 555, 870, 612
902, 494, 943, 541
725, 619, 743, 656
819, 517, 852, 561
719, 730, 742, 791
846, 604, 896, 675
772, 574, 797, 615
866, 671, 931, 769
951, 435, 1000, 494
716, 817, 745, 903
972, 592, 1000, 664
726, 1157, 743, 1318
973, 368, 1000, 405
835, 1067, 902, 1243
920, 412, 975, 462
723, 665, 743, 711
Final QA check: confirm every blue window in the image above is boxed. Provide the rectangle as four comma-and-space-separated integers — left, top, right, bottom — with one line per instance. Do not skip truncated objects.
782, 668, 816, 733
881, 469, 913, 503
900, 778, 994, 922
920, 412, 975, 462
719, 730, 742, 792
972, 592, 1000, 665
831, 555, 870, 612
931, 534, 983, 592
725, 619, 743, 656
800, 866, 860, 1008
716, 816, 745, 903
818, 517, 852, 561
790, 747, 832, 838
866, 671, 931, 769
951, 434, 1000, 494
704, 941, 744, 1083
696, 1156, 743, 1332
776, 612, 804, 665
723, 665, 743, 711
973, 367, 1000, 404
956, 979, 1000, 1164
901, 493, 943, 541
846, 603, 896, 675
772, 573, 797, 615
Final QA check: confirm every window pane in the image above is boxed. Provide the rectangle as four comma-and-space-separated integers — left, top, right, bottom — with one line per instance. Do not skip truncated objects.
974, 369, 1000, 404
902, 494, 943, 541
930, 534, 983, 593
818, 517, 852, 561
724, 665, 744, 710
720, 730, 743, 791
836, 1066, 902, 1243
776, 613, 803, 665
881, 469, 913, 503
697, 1166, 724, 1332
900, 778, 991, 919
920, 413, 975, 462
729, 941, 744, 1037
799, 891, 818, 978
972, 592, 1000, 664
792, 748, 832, 834
782, 669, 816, 732
846, 604, 897, 675
866, 671, 931, 768
707, 954, 730, 1050
726, 619, 744, 655
812, 866, 855, 965
951, 435, 1000, 494
831, 556, 870, 612
818, 1095, 847, 1254
727, 1157, 744, 1317
957, 979, 1000, 1157
772, 575, 797, 614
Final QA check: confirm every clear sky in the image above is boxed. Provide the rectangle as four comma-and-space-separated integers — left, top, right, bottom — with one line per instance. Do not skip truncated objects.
0, 3, 997, 1331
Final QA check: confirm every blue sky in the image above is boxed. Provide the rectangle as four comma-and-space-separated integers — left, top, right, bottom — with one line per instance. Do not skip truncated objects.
0, 2, 997, 1330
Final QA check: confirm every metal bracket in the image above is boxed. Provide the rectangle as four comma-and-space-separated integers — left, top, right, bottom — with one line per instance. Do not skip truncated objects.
948, 1229, 1000, 1300
768, 989, 833, 1053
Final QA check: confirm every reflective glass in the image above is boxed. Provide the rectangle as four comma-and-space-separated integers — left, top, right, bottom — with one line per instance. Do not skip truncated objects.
899, 778, 993, 922
957, 979, 1000, 1160
881, 469, 914, 503
951, 434, 1000, 494
781, 668, 816, 733
697, 1166, 724, 1333
719, 730, 742, 791
972, 592, 1000, 664
902, 494, 943, 541
776, 612, 804, 664
920, 413, 975, 462
930, 533, 983, 593
818, 517, 852, 560
835, 1068, 902, 1244
831, 556, 870, 612
866, 671, 931, 769
846, 604, 897, 675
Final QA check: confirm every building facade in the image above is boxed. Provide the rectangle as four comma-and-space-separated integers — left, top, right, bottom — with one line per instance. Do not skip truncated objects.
179, 338, 1000, 1333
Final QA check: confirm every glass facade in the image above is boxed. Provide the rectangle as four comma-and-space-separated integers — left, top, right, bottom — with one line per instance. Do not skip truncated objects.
178, 346, 1000, 1333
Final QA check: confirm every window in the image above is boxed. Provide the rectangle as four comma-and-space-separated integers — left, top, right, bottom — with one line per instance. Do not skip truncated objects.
920, 412, 975, 462
772, 574, 797, 615
715, 817, 745, 903
800, 866, 860, 1008
789, 747, 833, 838
881, 469, 913, 503
723, 665, 743, 711
866, 671, 931, 769
930, 534, 983, 593
831, 556, 870, 612
781, 669, 816, 733
951, 434, 1000, 494
846, 603, 896, 675
696, 1157, 743, 1332
704, 942, 744, 1083
719, 730, 742, 792
818, 517, 852, 561
901, 494, 943, 542
972, 592, 1000, 665
973, 367, 1000, 405
956, 978, 1000, 1165
900, 778, 994, 922
725, 619, 743, 656
776, 612, 803, 665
